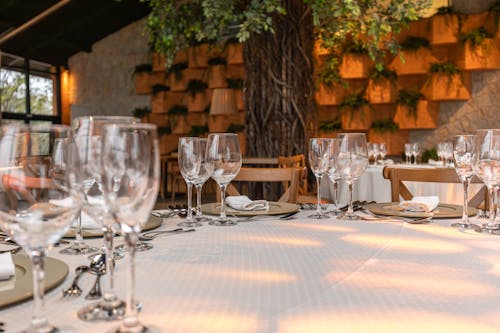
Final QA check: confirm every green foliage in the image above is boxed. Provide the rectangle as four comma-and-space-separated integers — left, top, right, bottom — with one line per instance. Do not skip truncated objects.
186, 80, 208, 97
429, 62, 461, 76
226, 123, 244, 132
158, 126, 172, 136
459, 26, 493, 47
132, 107, 151, 118
435, 6, 456, 15
370, 66, 397, 83
421, 147, 438, 163
397, 89, 424, 118
189, 125, 209, 136
340, 92, 369, 111
371, 119, 399, 133
168, 105, 188, 115
318, 119, 341, 132
226, 78, 243, 89
343, 42, 368, 54
208, 57, 227, 66
400, 36, 430, 51
152, 84, 169, 94
167, 62, 188, 81
134, 64, 153, 73
318, 53, 345, 87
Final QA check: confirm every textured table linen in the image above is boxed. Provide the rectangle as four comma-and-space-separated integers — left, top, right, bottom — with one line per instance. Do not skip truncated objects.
2, 212, 500, 333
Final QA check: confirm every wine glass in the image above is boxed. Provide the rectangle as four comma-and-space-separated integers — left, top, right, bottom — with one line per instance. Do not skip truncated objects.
326, 138, 342, 215
0, 125, 82, 333
101, 123, 160, 332
379, 143, 387, 163
472, 129, 500, 234
451, 135, 479, 229
334, 133, 369, 220
404, 143, 412, 164
205, 133, 242, 226
178, 137, 202, 227
308, 138, 333, 219
74, 116, 138, 321
367, 143, 375, 165
372, 143, 380, 165
193, 138, 214, 222
411, 143, 420, 165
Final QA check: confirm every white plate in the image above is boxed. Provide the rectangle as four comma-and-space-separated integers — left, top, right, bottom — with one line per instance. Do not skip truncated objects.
202, 202, 300, 217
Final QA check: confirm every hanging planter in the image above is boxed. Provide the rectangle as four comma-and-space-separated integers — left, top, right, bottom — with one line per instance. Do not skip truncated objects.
389, 37, 437, 75
339, 92, 372, 130
132, 107, 151, 123
315, 82, 351, 106
227, 78, 244, 110
148, 112, 170, 128
152, 52, 167, 72
339, 43, 372, 79
208, 115, 229, 133
394, 89, 438, 129
134, 64, 156, 94
368, 119, 407, 155
187, 112, 208, 126
188, 125, 209, 137
186, 80, 209, 112
225, 38, 244, 64
167, 62, 189, 91
456, 27, 500, 70
151, 85, 170, 113
168, 105, 188, 133
429, 8, 460, 45
208, 57, 227, 88
420, 62, 471, 101
164, 91, 185, 113
365, 67, 398, 104
317, 119, 342, 138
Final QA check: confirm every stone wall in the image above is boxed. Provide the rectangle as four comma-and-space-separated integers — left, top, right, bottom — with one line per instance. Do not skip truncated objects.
68, 18, 150, 119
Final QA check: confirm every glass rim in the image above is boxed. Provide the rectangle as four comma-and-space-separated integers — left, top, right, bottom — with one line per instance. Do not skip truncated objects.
74, 115, 140, 122
208, 132, 239, 136
102, 123, 157, 130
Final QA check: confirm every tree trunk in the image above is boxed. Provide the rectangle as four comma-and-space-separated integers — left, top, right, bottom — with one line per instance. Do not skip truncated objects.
243, 0, 315, 157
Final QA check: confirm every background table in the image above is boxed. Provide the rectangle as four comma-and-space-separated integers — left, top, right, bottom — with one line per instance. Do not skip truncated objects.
2, 212, 500, 332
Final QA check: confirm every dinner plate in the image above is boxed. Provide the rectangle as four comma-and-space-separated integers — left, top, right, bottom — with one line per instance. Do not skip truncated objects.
201, 202, 300, 217
64, 215, 162, 238
0, 254, 69, 308
364, 202, 477, 219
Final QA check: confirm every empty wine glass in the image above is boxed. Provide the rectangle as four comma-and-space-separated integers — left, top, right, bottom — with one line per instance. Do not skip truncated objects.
101, 123, 159, 333
411, 143, 420, 165
193, 138, 214, 222
205, 133, 242, 226
74, 116, 138, 321
335, 133, 369, 220
0, 125, 82, 333
327, 139, 342, 215
308, 138, 333, 219
178, 137, 202, 227
379, 143, 387, 163
367, 143, 376, 165
472, 129, 500, 234
451, 135, 478, 229
404, 143, 412, 164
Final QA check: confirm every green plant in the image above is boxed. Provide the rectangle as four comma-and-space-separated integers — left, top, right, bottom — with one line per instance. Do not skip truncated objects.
167, 62, 188, 81
340, 92, 369, 111
397, 89, 424, 118
168, 105, 188, 115
429, 62, 461, 76
369, 67, 397, 83
318, 119, 341, 132
227, 124, 244, 132
226, 78, 243, 89
186, 80, 208, 98
158, 126, 172, 136
318, 53, 346, 87
459, 26, 493, 48
132, 107, 151, 118
343, 42, 368, 55
208, 57, 227, 66
421, 147, 438, 163
400, 36, 431, 51
134, 64, 152, 73
370, 119, 399, 133
152, 84, 169, 94
435, 6, 456, 15
188, 125, 209, 136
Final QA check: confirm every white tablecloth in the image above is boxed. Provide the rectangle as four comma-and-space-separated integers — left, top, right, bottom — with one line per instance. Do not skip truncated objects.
2, 212, 500, 332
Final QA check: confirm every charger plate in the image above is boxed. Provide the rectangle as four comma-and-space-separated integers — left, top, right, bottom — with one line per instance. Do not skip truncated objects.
201, 202, 300, 217
364, 202, 477, 219
64, 215, 162, 238
0, 254, 68, 308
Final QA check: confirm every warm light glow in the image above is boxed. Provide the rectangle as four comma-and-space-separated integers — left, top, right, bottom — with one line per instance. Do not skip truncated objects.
342, 234, 468, 253
195, 267, 297, 283
286, 222, 357, 233
240, 235, 324, 247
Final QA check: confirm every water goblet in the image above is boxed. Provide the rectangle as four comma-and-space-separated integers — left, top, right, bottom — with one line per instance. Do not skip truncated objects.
205, 133, 242, 226
0, 125, 82, 333
308, 138, 333, 219
372, 143, 380, 165
411, 143, 420, 165
101, 123, 160, 333
193, 138, 214, 222
327, 138, 342, 215
451, 135, 479, 229
379, 143, 387, 163
436, 142, 444, 165
178, 137, 202, 227
404, 143, 412, 164
335, 133, 369, 220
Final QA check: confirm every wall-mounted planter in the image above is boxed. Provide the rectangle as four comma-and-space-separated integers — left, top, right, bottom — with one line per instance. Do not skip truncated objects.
366, 79, 397, 104
134, 72, 165, 95
393, 100, 439, 129
429, 14, 459, 45
238, 133, 247, 155
235, 89, 244, 110
172, 116, 190, 134
461, 13, 490, 32
226, 64, 245, 79
316, 83, 350, 106
187, 92, 210, 112
152, 52, 166, 72
164, 92, 185, 112
186, 113, 208, 126
159, 134, 180, 155
208, 115, 229, 133
455, 38, 500, 70
152, 91, 167, 113
420, 73, 471, 101
208, 65, 227, 88
173, 49, 188, 64
340, 54, 372, 79
389, 48, 438, 75
227, 43, 244, 65
168, 72, 188, 91
367, 129, 409, 155
148, 112, 169, 128
188, 44, 220, 68
341, 105, 372, 130
318, 130, 341, 139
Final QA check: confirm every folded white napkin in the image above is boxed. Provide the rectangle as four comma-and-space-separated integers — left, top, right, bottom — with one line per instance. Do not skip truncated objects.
0, 252, 15, 281
226, 196, 269, 211
49, 198, 100, 229
428, 159, 442, 166
400, 196, 439, 212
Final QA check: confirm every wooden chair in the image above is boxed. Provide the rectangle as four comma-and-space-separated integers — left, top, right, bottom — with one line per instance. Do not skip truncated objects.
382, 166, 488, 208
277, 154, 308, 195
221, 167, 301, 203
2, 174, 55, 211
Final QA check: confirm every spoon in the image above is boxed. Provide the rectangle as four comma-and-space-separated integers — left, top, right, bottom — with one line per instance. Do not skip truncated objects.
62, 265, 90, 297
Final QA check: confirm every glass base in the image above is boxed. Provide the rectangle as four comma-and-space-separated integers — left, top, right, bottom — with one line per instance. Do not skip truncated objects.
109, 317, 150, 333
60, 243, 99, 255
336, 212, 360, 220
194, 215, 213, 223
21, 318, 61, 333
475, 223, 500, 235
177, 221, 202, 227
307, 213, 330, 219
451, 222, 479, 229
78, 299, 126, 321
115, 241, 153, 253
209, 219, 237, 226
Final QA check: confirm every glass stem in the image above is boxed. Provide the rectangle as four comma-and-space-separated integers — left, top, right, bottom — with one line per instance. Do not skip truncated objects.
347, 182, 354, 215
220, 184, 227, 220
187, 182, 193, 221
316, 175, 322, 216
196, 184, 202, 217
486, 186, 497, 228
123, 232, 140, 329
75, 212, 84, 247
333, 181, 338, 207
102, 226, 116, 302
495, 186, 499, 220
462, 177, 470, 224
30, 250, 49, 330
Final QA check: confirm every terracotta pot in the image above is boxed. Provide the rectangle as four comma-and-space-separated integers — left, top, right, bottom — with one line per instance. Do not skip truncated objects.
134, 72, 151, 94
186, 113, 208, 126
314, 40, 330, 57
208, 115, 229, 133
454, 38, 500, 70
393, 100, 439, 129
152, 52, 167, 72
317, 131, 341, 139
208, 65, 227, 88
148, 113, 169, 128
172, 116, 190, 134
164, 92, 185, 112
396, 18, 430, 43
367, 129, 409, 156
226, 64, 245, 79
168, 71, 188, 92
389, 48, 438, 75
151, 91, 167, 113
187, 92, 210, 112
461, 13, 491, 33
365, 79, 397, 104
341, 105, 372, 130
238, 133, 247, 155
185, 68, 206, 81
235, 89, 244, 110
429, 14, 459, 45
188, 44, 211, 68
173, 49, 188, 64
159, 134, 180, 155
227, 43, 244, 65
420, 73, 471, 101
340, 54, 372, 79
315, 83, 349, 106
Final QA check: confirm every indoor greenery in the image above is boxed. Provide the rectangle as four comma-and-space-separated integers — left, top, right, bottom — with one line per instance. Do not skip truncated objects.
370, 119, 399, 133
167, 62, 188, 81
152, 84, 169, 94
421, 147, 438, 163
340, 92, 369, 111
227, 124, 245, 133
397, 89, 424, 118
132, 107, 151, 118
226, 78, 243, 90
134, 64, 152, 73
369, 66, 397, 84
188, 125, 209, 137
459, 26, 493, 48
208, 57, 227, 66
318, 119, 341, 133
400, 36, 431, 51
429, 62, 461, 76
186, 80, 208, 98
168, 105, 188, 115
158, 126, 172, 136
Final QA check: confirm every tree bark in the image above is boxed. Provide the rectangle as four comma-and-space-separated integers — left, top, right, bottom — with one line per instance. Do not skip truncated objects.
243, 0, 314, 157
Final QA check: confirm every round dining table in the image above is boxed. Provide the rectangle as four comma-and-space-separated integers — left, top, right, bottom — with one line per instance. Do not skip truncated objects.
2, 209, 500, 333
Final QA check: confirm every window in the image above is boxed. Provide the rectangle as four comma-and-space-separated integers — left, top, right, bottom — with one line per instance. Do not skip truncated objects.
1, 52, 61, 124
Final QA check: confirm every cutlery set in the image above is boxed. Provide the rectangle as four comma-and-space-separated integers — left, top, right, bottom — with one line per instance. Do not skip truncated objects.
62, 253, 107, 299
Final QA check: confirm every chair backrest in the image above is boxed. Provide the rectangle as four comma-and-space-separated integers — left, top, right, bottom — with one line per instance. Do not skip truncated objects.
382, 166, 488, 208
224, 167, 301, 203
277, 154, 307, 194
2, 174, 55, 211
